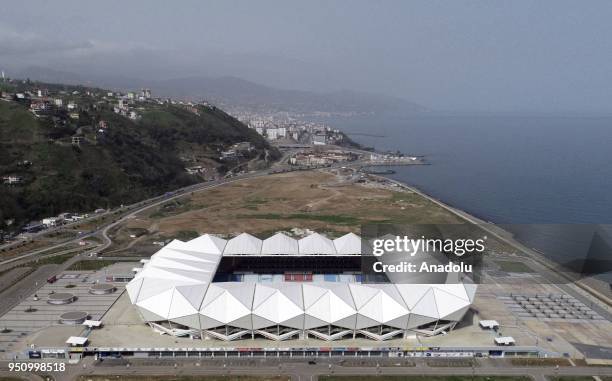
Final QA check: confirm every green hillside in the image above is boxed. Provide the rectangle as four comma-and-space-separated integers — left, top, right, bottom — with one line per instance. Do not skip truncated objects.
0, 86, 276, 230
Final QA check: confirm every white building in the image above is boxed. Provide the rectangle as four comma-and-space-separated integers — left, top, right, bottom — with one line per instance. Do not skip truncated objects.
42, 217, 63, 227
313, 133, 327, 145
127, 232, 476, 341
265, 127, 287, 140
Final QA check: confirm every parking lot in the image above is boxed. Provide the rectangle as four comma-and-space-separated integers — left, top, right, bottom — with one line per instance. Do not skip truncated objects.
0, 269, 125, 354
500, 293, 604, 322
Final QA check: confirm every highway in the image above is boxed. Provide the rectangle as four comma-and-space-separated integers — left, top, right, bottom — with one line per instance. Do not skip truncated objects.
0, 164, 292, 318
0, 148, 364, 270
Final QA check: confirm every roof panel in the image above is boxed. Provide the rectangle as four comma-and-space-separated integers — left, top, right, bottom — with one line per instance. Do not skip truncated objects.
137, 288, 174, 319
185, 234, 227, 254
299, 233, 336, 255
253, 290, 303, 323
167, 289, 199, 319
200, 291, 251, 324
348, 284, 380, 309
224, 233, 262, 255
410, 288, 439, 319
333, 232, 363, 255
175, 284, 209, 310
261, 232, 299, 254
432, 288, 471, 318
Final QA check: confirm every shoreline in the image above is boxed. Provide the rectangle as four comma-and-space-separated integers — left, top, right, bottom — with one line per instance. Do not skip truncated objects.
374, 173, 612, 310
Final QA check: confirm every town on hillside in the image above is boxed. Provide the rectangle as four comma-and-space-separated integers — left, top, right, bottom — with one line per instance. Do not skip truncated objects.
0, 73, 422, 243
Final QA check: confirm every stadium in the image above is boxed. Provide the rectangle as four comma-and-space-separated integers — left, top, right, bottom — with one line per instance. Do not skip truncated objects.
126, 232, 477, 341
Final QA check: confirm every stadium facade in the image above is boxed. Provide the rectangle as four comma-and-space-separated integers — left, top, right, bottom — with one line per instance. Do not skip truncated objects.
126, 232, 477, 341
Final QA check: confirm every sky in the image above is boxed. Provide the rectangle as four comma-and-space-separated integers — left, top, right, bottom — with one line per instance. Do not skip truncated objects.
2, 0, 612, 112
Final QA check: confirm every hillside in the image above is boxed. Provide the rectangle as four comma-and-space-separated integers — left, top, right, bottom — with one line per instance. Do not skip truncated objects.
0, 81, 277, 231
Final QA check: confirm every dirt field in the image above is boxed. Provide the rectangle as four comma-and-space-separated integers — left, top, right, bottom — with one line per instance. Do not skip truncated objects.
104, 170, 464, 255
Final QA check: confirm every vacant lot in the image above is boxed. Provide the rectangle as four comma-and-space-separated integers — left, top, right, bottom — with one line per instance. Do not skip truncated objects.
105, 170, 464, 255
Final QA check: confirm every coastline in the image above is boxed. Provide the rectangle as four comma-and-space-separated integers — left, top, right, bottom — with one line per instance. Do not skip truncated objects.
375, 173, 612, 310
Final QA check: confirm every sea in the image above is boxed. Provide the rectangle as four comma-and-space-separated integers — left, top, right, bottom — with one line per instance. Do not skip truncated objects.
316, 112, 612, 276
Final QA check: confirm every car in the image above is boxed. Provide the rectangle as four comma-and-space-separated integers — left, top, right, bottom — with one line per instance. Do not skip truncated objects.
308, 360, 316, 365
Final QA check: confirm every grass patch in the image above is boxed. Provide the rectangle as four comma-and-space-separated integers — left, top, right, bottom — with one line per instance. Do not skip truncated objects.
149, 198, 195, 219
510, 358, 571, 366
77, 376, 286, 381
390, 191, 419, 202
549, 378, 612, 381
242, 197, 269, 209
236, 213, 360, 225
67, 260, 129, 271
495, 260, 534, 273
172, 230, 200, 241
548, 378, 610, 381
157, 230, 200, 242
426, 359, 478, 367
126, 227, 149, 237
31, 252, 75, 266
320, 377, 531, 381
83, 236, 103, 244
245, 197, 268, 205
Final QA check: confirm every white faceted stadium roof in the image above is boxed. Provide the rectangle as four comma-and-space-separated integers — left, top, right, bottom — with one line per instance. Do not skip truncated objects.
127, 232, 476, 333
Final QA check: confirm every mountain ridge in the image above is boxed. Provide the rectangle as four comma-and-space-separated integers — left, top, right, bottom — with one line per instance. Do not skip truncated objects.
13, 66, 427, 115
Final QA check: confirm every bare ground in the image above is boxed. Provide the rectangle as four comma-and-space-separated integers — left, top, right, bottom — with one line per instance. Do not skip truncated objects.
104, 170, 463, 255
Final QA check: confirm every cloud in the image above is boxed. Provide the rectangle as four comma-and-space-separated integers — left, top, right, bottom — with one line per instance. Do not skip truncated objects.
0, 26, 94, 56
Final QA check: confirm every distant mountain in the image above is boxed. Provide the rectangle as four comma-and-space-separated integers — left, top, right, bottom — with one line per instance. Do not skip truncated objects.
13, 67, 427, 115
14, 66, 143, 90
151, 76, 428, 114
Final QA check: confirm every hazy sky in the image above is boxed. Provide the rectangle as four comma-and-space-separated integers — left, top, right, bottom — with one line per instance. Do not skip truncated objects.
2, 0, 612, 112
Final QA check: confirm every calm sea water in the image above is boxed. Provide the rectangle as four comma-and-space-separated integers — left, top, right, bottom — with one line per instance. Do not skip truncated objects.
318, 113, 612, 269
